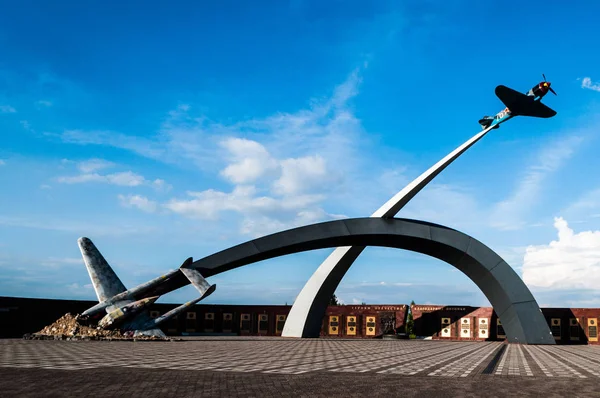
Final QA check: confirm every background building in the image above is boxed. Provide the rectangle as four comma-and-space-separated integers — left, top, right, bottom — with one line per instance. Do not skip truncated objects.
411, 304, 599, 345
1, 296, 597, 344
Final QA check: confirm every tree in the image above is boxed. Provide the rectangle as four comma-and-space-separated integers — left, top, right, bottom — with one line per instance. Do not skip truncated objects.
329, 294, 340, 306
406, 300, 415, 337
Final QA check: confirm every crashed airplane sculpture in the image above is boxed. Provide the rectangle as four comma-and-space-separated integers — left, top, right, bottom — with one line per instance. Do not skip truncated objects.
77, 237, 215, 338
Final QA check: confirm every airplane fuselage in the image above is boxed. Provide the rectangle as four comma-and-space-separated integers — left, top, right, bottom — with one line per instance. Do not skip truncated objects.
479, 106, 514, 130
527, 81, 552, 101
489, 107, 514, 129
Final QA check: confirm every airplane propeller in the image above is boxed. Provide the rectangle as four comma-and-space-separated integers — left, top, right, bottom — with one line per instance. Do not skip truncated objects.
542, 73, 557, 95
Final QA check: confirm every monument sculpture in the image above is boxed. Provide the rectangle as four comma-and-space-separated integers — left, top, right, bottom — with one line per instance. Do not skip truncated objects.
45, 79, 558, 344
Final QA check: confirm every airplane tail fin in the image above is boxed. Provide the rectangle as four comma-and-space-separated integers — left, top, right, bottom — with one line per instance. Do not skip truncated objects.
179, 267, 216, 300
78, 237, 127, 302
478, 117, 494, 130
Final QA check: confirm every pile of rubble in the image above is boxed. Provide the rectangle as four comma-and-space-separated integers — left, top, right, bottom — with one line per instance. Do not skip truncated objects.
24, 313, 170, 341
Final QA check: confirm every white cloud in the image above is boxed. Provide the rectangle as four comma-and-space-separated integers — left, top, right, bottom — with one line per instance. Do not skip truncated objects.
76, 158, 115, 173
164, 185, 342, 236
0, 105, 16, 113
66, 283, 94, 295
377, 167, 410, 196
118, 194, 158, 213
56, 164, 170, 191
56, 103, 230, 170
563, 188, 600, 221
0, 159, 5, 166
490, 135, 583, 230
40, 257, 83, 268
165, 185, 323, 219
581, 77, 600, 92
36, 100, 53, 107
152, 178, 171, 191
236, 208, 346, 238
20, 120, 32, 131
494, 246, 528, 270
274, 155, 332, 195
57, 158, 171, 190
331, 68, 362, 108
57, 129, 183, 171
219, 137, 341, 196
219, 138, 279, 184
57, 171, 147, 186
529, 289, 600, 308
56, 66, 367, 174
105, 67, 362, 236
522, 217, 600, 290
56, 65, 534, 240
238, 215, 290, 238
0, 215, 158, 236
401, 183, 483, 231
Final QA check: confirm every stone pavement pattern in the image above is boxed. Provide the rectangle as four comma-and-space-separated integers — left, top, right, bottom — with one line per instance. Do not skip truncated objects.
1, 338, 600, 397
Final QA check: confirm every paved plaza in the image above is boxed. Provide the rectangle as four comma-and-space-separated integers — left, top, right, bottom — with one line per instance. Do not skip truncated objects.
1, 338, 600, 396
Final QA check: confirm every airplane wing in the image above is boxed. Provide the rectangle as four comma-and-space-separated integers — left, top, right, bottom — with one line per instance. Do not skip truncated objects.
495, 85, 557, 118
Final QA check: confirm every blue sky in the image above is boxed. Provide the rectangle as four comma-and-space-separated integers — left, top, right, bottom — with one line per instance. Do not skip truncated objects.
2, 0, 600, 308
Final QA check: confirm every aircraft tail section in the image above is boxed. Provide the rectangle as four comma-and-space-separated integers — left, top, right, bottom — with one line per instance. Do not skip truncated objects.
78, 237, 127, 303
478, 117, 492, 129
478, 117, 500, 130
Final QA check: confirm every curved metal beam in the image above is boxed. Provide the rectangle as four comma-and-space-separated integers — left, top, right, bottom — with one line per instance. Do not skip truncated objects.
186, 217, 554, 345
283, 127, 496, 338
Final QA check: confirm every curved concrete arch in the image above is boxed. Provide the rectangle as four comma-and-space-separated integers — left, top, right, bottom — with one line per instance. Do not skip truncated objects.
186, 217, 554, 345
284, 127, 496, 338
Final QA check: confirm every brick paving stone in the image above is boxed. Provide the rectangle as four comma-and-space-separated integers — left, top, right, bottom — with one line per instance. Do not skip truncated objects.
1, 338, 600, 396
2, 367, 600, 397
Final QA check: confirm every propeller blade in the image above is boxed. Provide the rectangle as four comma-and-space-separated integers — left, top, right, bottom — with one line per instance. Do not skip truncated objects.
543, 73, 547, 82
549, 87, 557, 95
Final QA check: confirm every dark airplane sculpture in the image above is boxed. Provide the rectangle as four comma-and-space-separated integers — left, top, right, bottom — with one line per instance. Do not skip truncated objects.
479, 74, 557, 130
